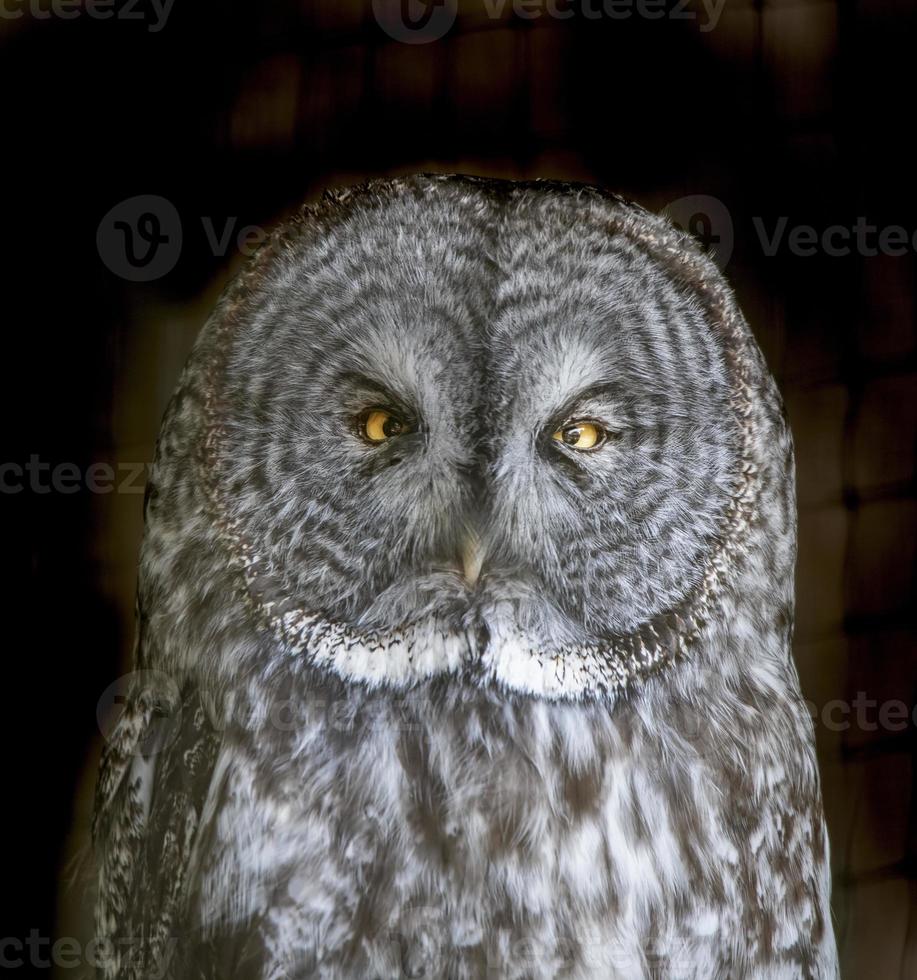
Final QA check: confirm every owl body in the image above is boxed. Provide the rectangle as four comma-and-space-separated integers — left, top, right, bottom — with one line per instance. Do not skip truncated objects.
94, 175, 837, 978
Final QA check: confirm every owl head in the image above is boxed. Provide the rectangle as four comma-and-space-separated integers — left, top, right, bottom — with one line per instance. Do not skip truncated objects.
145, 175, 789, 701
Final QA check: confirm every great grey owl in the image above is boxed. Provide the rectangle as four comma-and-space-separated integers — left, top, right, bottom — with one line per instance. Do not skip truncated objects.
93, 174, 838, 978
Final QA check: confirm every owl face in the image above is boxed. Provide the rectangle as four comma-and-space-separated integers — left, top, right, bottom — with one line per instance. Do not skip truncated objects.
208, 177, 746, 698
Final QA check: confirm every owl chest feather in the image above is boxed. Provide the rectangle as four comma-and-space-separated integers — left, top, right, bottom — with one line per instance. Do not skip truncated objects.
193, 667, 828, 978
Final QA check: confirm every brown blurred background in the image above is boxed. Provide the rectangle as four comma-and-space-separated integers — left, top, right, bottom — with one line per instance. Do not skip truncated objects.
2, 0, 915, 975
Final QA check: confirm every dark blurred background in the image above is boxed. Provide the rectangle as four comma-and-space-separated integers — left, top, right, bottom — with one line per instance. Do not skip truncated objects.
2, 0, 915, 975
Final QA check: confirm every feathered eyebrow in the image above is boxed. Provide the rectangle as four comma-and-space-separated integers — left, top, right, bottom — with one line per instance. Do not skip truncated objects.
549, 381, 622, 424
335, 371, 416, 417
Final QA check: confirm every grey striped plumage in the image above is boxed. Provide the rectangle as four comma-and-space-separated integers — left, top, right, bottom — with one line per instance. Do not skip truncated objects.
93, 174, 838, 978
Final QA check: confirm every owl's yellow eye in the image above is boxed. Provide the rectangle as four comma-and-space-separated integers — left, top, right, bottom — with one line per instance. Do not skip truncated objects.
361, 408, 405, 443
552, 420, 605, 451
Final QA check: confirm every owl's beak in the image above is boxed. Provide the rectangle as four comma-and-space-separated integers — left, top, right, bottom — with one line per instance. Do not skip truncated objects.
460, 530, 485, 587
